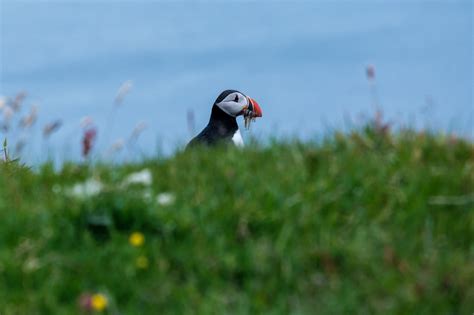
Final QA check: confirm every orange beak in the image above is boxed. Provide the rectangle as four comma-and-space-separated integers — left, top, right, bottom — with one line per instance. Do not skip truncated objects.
247, 97, 263, 118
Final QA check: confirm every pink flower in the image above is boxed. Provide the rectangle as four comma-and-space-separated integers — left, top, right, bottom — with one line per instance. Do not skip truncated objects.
366, 64, 375, 80
114, 80, 133, 106
11, 91, 27, 112
43, 120, 62, 137
82, 127, 97, 158
130, 121, 147, 140
20, 105, 38, 129
78, 293, 92, 311
80, 116, 94, 129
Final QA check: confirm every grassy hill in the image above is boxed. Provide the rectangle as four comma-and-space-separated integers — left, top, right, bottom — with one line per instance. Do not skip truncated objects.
0, 126, 473, 314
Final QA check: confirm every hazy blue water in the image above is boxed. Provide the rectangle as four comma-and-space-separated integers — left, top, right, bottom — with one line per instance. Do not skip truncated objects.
1, 1, 472, 162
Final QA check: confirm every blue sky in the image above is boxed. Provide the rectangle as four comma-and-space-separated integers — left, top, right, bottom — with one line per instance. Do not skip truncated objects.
0, 1, 472, 160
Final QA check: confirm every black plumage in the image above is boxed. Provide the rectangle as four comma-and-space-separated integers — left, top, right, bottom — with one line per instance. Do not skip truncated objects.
187, 90, 240, 148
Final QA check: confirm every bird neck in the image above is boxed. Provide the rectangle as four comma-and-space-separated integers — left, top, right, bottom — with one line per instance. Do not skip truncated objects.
208, 105, 238, 132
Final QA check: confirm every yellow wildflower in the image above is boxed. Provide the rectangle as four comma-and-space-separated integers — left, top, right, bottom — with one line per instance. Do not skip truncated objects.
129, 232, 145, 247
91, 293, 108, 312
136, 255, 149, 269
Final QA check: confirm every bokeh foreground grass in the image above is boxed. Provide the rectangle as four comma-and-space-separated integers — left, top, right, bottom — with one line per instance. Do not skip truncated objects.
0, 126, 473, 314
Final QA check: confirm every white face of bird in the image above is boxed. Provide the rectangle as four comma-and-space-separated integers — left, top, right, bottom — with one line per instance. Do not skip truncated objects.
215, 91, 249, 117
215, 91, 263, 119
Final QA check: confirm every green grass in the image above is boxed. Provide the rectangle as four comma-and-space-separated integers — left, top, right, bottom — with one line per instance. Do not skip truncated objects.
0, 126, 473, 314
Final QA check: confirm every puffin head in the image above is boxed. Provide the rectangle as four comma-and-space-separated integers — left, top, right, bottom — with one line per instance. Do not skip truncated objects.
214, 90, 263, 118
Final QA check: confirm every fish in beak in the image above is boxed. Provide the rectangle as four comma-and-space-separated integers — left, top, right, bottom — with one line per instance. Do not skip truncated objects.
243, 96, 263, 129
246, 96, 263, 118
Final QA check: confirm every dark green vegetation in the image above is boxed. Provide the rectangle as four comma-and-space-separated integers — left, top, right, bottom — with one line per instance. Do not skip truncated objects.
0, 127, 473, 314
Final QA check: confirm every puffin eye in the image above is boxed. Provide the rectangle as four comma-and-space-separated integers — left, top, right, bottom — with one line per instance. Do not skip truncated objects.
234, 94, 239, 102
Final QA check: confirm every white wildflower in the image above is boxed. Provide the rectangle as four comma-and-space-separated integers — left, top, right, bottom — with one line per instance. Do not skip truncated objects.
114, 80, 133, 106
122, 169, 152, 186
70, 178, 103, 198
110, 138, 125, 152
156, 192, 175, 206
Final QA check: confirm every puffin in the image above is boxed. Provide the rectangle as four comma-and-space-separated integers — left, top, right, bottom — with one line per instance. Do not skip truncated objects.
187, 90, 263, 148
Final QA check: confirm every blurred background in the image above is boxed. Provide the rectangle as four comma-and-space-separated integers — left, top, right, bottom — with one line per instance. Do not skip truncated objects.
1, 2, 473, 313
0, 0, 472, 162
